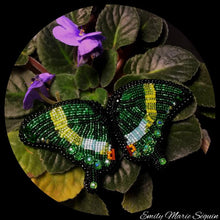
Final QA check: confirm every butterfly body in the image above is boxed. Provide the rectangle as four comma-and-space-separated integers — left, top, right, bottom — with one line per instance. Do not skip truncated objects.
19, 79, 193, 192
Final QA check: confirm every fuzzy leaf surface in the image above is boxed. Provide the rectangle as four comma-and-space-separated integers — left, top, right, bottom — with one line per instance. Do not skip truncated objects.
122, 172, 153, 213
137, 8, 163, 43
36, 21, 76, 74
66, 6, 93, 26
5, 69, 34, 118
80, 88, 108, 107
124, 45, 200, 83
96, 5, 140, 49
31, 168, 84, 202
96, 49, 117, 87
38, 149, 75, 174
104, 158, 141, 193
64, 190, 109, 216
188, 63, 215, 108
74, 64, 99, 91
166, 115, 202, 161
50, 73, 79, 101
8, 131, 46, 178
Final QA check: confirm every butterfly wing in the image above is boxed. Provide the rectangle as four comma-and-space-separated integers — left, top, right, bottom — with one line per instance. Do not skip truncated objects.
19, 100, 116, 191
107, 79, 193, 167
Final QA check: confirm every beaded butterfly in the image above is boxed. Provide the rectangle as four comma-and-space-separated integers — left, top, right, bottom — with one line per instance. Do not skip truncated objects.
19, 79, 193, 192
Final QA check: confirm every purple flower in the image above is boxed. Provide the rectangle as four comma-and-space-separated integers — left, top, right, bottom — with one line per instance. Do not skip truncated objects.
52, 16, 105, 66
23, 73, 55, 110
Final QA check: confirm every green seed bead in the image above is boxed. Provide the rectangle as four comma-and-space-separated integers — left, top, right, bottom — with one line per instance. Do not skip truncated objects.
132, 150, 141, 158
156, 119, 164, 127
94, 160, 102, 170
154, 129, 161, 138
143, 145, 154, 155
85, 156, 94, 165
159, 157, 167, 165
90, 181, 98, 189
104, 159, 111, 167
75, 152, 83, 161
67, 147, 76, 155
146, 136, 154, 144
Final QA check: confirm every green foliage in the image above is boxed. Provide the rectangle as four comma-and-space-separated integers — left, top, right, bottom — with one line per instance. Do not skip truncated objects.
166, 115, 202, 161
80, 88, 108, 106
8, 131, 46, 177
50, 73, 79, 100
5, 69, 34, 118
63, 190, 109, 216
96, 49, 118, 87
122, 172, 153, 213
137, 8, 163, 43
188, 63, 216, 108
96, 5, 140, 49
31, 168, 85, 202
36, 21, 76, 74
123, 45, 200, 82
15, 39, 36, 66
74, 64, 99, 90
5, 4, 216, 216
104, 158, 141, 193
38, 149, 75, 174
66, 6, 93, 26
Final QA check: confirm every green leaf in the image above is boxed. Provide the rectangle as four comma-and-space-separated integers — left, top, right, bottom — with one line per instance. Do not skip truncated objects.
173, 95, 197, 122
15, 39, 36, 66
114, 74, 146, 90
36, 21, 76, 74
5, 118, 23, 132
124, 45, 200, 83
8, 131, 46, 178
80, 88, 108, 106
5, 68, 35, 118
166, 115, 202, 161
122, 172, 153, 213
38, 149, 74, 174
96, 5, 140, 50
66, 6, 93, 26
137, 8, 163, 43
199, 108, 216, 119
103, 158, 141, 193
31, 168, 85, 202
156, 19, 169, 46
188, 63, 215, 108
94, 49, 117, 87
50, 73, 79, 101
74, 64, 99, 91
64, 190, 109, 216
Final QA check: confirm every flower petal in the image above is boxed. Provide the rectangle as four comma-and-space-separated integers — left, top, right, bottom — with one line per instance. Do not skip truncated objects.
53, 16, 80, 46
39, 73, 55, 83
77, 53, 90, 67
78, 38, 101, 55
23, 88, 41, 110
56, 16, 79, 31
23, 75, 51, 110
79, 32, 105, 41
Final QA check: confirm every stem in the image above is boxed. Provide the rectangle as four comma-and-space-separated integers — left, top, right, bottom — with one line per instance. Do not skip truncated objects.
26, 56, 49, 75
36, 89, 57, 105
55, 91, 62, 102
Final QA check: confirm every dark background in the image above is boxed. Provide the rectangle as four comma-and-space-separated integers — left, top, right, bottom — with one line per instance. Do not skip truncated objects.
1, 0, 219, 219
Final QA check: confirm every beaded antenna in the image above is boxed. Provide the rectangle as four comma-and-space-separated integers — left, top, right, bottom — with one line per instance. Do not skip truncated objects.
19, 79, 193, 192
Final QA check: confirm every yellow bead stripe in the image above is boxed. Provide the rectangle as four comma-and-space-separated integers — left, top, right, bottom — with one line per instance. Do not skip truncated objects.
50, 106, 83, 145
143, 83, 157, 129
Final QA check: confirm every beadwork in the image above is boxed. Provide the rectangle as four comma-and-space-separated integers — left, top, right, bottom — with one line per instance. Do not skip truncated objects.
107, 79, 193, 167
19, 79, 193, 191
19, 100, 116, 192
